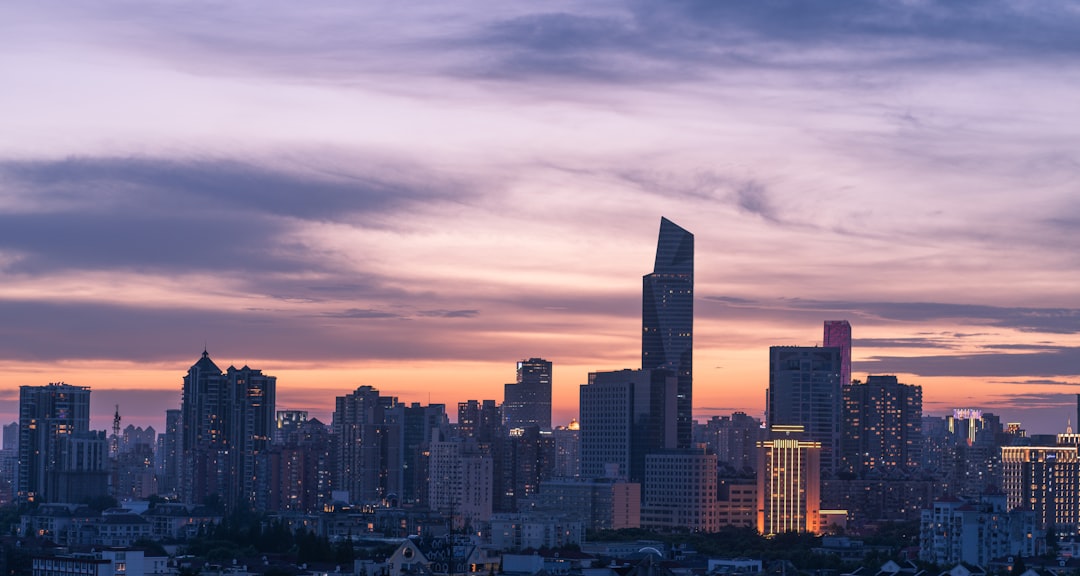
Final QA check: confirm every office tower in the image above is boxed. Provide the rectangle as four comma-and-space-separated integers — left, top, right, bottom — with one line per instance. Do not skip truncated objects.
579, 368, 676, 482
641, 451, 718, 532
493, 425, 556, 512
823, 320, 852, 385
642, 217, 694, 450
156, 409, 181, 497
332, 385, 396, 504
274, 410, 308, 445
1002, 439, 1080, 534
503, 358, 553, 430
757, 426, 822, 535
767, 346, 842, 477
842, 375, 922, 474
180, 350, 276, 510
18, 382, 92, 503
458, 399, 501, 444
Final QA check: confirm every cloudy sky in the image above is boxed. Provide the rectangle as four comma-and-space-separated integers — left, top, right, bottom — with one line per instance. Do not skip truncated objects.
1, 1, 1079, 434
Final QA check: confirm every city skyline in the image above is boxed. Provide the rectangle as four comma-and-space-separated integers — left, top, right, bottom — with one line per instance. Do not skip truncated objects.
1, 2, 1079, 434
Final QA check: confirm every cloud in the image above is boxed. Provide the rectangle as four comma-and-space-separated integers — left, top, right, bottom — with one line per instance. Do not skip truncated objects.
853, 337, 958, 349
989, 379, 1080, 387
0, 156, 468, 279
703, 296, 1080, 335
418, 309, 480, 318
857, 347, 1080, 378
322, 309, 406, 320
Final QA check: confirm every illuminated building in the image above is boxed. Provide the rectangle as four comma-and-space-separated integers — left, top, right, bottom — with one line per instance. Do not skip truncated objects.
757, 426, 821, 535
156, 409, 181, 497
180, 351, 277, 510
767, 346, 842, 477
428, 434, 493, 528
841, 375, 922, 474
503, 358, 553, 430
823, 320, 852, 385
17, 382, 94, 503
1001, 443, 1080, 533
552, 421, 581, 478
642, 217, 694, 450
332, 385, 395, 505
579, 368, 676, 482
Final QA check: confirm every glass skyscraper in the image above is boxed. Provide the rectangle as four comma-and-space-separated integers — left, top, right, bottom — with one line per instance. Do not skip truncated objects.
823, 320, 852, 386
642, 217, 694, 449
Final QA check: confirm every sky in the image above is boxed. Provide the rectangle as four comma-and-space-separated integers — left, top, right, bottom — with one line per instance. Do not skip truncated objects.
1, 1, 1079, 435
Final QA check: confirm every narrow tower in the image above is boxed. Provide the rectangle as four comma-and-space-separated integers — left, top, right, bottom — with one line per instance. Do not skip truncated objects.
642, 217, 694, 449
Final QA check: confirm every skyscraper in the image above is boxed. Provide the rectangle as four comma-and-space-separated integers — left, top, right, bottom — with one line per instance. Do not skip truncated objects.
767, 346, 843, 477
180, 350, 276, 510
757, 426, 822, 536
823, 320, 852, 385
841, 375, 922, 474
579, 368, 676, 482
502, 358, 552, 430
642, 217, 694, 449
17, 382, 96, 503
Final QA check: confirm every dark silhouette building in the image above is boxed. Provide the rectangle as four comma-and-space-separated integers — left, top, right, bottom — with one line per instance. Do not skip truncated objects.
579, 368, 676, 483
642, 217, 694, 449
17, 382, 106, 503
502, 358, 553, 430
180, 350, 276, 510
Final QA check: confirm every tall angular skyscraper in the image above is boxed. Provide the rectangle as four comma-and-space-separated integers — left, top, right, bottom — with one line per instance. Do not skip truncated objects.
823, 320, 852, 386
503, 358, 553, 430
642, 217, 694, 449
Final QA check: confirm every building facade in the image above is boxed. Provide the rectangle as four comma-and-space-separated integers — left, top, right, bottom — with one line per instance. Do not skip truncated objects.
842, 375, 923, 475
579, 369, 676, 482
823, 320, 852, 386
503, 358, 553, 430
180, 351, 277, 510
757, 426, 822, 535
642, 217, 694, 450
17, 382, 97, 503
767, 346, 842, 477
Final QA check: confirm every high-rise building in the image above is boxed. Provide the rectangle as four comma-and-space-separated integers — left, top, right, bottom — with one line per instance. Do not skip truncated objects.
332, 385, 396, 504
579, 368, 676, 482
385, 402, 449, 506
18, 382, 94, 503
757, 426, 822, 535
823, 320, 852, 386
842, 375, 922, 474
156, 409, 181, 497
642, 217, 694, 450
767, 346, 842, 477
552, 421, 581, 478
1, 422, 17, 504
180, 350, 276, 510
428, 433, 493, 528
503, 358, 553, 430
1002, 443, 1080, 533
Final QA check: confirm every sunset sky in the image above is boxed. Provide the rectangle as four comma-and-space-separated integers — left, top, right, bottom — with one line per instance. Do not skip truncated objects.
2, 1, 1079, 435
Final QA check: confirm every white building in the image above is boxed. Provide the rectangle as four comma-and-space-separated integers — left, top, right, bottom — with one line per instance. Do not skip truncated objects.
919, 494, 1038, 567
